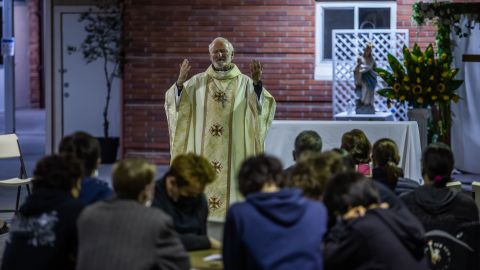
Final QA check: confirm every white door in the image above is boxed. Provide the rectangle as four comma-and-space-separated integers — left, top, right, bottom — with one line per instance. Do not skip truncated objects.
54, 7, 120, 143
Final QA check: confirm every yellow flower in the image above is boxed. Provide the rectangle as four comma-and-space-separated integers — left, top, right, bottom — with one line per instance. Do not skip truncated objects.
404, 76, 410, 82
431, 95, 438, 101
405, 85, 411, 91
441, 53, 447, 61
452, 95, 460, 103
416, 78, 421, 84
437, 83, 446, 93
415, 67, 421, 74
413, 85, 423, 94
427, 59, 433, 65
441, 71, 450, 78
399, 95, 406, 101
417, 97, 424, 104
426, 87, 432, 92
418, 57, 423, 64
443, 95, 449, 101
429, 75, 434, 81
393, 83, 401, 92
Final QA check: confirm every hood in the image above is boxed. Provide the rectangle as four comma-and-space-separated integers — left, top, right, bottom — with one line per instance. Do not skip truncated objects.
246, 188, 308, 226
370, 208, 426, 260
413, 186, 456, 214
19, 189, 73, 217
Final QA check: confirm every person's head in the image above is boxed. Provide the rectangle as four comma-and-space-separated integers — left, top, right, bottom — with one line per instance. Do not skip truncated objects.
341, 129, 371, 164
331, 148, 356, 172
238, 154, 283, 197
364, 43, 373, 57
286, 151, 341, 200
209, 37, 234, 70
112, 158, 156, 205
293, 130, 322, 161
32, 154, 83, 198
323, 172, 380, 218
372, 138, 403, 188
164, 153, 216, 201
422, 143, 454, 187
59, 131, 101, 177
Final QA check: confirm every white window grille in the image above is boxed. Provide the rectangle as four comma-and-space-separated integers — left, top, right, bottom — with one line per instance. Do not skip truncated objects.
332, 29, 409, 121
315, 1, 397, 80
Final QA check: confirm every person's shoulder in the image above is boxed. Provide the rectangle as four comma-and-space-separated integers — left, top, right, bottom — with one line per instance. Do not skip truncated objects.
454, 191, 477, 207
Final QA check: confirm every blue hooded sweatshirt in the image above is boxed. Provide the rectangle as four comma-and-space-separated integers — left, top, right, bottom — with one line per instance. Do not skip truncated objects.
223, 188, 327, 270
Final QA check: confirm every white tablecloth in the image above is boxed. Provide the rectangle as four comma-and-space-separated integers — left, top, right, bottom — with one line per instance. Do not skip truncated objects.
265, 120, 422, 182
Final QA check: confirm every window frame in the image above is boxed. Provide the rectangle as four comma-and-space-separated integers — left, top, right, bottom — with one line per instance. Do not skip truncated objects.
315, 1, 397, 80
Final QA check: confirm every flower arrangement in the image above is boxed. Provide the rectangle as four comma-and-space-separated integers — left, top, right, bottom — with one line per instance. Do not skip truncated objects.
375, 43, 463, 109
412, 1, 480, 64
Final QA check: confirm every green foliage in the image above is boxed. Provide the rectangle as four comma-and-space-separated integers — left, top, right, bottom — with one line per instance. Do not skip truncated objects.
375, 43, 463, 109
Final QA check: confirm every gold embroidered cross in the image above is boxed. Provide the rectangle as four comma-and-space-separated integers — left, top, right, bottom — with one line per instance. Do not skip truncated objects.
208, 196, 222, 210
212, 90, 228, 108
211, 160, 223, 174
209, 123, 224, 137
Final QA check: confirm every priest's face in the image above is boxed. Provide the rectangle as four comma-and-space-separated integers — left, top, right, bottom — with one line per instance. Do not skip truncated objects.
209, 40, 234, 70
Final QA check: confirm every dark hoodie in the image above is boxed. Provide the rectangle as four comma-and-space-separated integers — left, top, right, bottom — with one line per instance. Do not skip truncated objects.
1, 189, 84, 270
222, 188, 327, 270
324, 208, 428, 270
401, 186, 479, 233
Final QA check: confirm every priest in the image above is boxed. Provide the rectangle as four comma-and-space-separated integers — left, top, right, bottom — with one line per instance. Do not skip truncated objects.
165, 37, 276, 220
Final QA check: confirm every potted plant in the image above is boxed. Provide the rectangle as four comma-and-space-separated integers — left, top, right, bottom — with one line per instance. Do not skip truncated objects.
68, 0, 125, 163
375, 43, 463, 144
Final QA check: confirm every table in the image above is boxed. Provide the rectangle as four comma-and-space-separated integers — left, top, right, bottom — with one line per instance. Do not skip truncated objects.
265, 120, 422, 182
189, 249, 223, 270
334, 111, 394, 121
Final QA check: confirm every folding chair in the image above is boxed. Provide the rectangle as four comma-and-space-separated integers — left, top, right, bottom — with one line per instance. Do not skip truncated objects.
0, 134, 32, 213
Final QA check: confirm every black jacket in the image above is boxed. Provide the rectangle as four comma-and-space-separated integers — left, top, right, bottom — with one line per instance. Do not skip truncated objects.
152, 176, 210, 251
1, 189, 84, 270
401, 185, 479, 233
324, 208, 428, 270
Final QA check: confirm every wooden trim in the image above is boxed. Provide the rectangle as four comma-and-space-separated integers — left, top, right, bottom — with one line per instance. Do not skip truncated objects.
462, 54, 480, 63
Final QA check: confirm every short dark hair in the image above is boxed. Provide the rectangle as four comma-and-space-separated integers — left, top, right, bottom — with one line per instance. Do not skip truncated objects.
422, 143, 454, 187
341, 129, 371, 164
112, 158, 156, 200
323, 172, 380, 216
59, 131, 100, 176
32, 154, 83, 192
238, 154, 283, 197
294, 130, 322, 158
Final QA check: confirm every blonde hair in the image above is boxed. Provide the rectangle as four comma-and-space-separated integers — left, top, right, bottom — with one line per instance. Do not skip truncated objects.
169, 153, 216, 188
112, 158, 156, 199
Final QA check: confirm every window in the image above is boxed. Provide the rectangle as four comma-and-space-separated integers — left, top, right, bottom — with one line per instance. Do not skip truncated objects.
315, 2, 396, 80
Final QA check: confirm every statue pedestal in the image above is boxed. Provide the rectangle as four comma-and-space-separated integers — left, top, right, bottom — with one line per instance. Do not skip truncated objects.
334, 111, 394, 121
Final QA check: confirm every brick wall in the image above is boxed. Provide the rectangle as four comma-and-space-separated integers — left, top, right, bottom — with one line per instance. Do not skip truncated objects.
123, 0, 437, 164
28, 0, 42, 108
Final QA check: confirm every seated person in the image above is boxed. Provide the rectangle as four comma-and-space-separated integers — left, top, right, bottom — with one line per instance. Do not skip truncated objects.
323, 172, 428, 270
2, 155, 85, 270
340, 129, 372, 176
152, 153, 219, 251
76, 158, 189, 270
372, 138, 419, 194
59, 131, 112, 204
284, 130, 322, 175
401, 143, 479, 233
223, 155, 327, 270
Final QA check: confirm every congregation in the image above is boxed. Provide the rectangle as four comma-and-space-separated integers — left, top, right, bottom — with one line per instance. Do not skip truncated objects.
0, 129, 479, 270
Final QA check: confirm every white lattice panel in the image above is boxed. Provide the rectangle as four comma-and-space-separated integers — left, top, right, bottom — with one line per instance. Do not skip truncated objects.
332, 30, 409, 121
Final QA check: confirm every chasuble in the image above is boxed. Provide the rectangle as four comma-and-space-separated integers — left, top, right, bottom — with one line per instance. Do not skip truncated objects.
165, 64, 276, 220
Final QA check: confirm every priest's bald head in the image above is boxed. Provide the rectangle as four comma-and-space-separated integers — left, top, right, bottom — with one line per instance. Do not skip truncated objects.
209, 37, 235, 71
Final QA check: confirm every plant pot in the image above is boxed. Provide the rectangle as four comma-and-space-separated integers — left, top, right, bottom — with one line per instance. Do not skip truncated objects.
97, 137, 119, 164
407, 108, 431, 151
